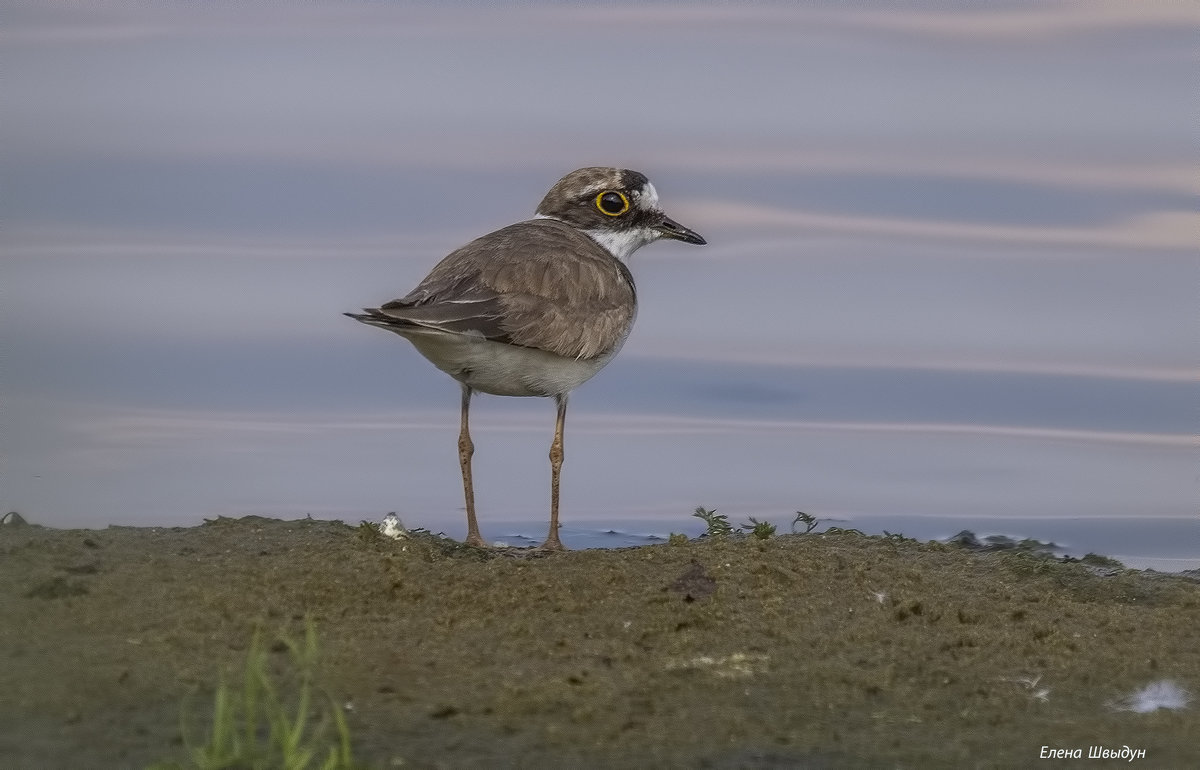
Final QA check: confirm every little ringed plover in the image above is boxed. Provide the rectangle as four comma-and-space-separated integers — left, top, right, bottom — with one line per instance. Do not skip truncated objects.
347, 167, 705, 550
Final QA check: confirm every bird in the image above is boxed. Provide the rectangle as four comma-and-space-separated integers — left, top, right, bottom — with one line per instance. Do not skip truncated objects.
346, 167, 705, 550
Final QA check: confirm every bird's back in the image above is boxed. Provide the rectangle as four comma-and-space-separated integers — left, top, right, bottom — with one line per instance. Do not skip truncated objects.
374, 218, 638, 361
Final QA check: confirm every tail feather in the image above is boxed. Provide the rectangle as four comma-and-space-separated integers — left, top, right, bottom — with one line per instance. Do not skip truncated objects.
344, 308, 416, 331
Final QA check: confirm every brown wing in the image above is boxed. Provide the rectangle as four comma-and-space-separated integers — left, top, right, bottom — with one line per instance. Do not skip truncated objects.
375, 219, 636, 360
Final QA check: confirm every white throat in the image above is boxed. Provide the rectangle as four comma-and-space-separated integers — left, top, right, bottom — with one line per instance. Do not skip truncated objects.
582, 226, 659, 261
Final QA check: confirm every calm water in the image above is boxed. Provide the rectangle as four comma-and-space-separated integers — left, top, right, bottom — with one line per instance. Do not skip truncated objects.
6, 252, 1196, 571
3, 5, 1196, 570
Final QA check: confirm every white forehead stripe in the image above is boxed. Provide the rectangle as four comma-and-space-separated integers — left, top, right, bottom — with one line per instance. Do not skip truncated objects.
637, 182, 660, 210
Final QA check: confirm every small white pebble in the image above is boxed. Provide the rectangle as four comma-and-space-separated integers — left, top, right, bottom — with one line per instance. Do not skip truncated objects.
379, 513, 407, 540
1112, 680, 1191, 713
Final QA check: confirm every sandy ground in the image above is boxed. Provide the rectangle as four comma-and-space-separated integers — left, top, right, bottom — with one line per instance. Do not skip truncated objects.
1, 515, 1197, 768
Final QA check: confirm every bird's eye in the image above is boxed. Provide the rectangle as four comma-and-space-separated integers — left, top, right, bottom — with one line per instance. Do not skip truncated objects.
595, 191, 630, 216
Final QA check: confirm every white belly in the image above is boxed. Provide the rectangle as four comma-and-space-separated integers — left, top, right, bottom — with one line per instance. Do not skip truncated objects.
400, 329, 627, 397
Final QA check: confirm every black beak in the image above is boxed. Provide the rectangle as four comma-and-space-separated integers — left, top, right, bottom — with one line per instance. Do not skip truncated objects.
654, 214, 706, 245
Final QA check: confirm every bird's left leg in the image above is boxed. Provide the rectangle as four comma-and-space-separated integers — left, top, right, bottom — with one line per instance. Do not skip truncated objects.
539, 393, 568, 551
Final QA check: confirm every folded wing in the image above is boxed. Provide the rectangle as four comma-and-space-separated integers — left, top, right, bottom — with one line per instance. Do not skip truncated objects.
353, 219, 636, 361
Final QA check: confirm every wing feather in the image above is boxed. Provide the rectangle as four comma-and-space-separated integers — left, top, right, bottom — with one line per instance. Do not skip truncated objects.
372, 219, 636, 359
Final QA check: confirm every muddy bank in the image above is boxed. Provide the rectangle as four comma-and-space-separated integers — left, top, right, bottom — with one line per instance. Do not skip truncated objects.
1, 516, 1197, 768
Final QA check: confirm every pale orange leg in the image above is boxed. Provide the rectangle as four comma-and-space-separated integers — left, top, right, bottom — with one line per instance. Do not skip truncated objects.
458, 384, 486, 547
539, 394, 568, 551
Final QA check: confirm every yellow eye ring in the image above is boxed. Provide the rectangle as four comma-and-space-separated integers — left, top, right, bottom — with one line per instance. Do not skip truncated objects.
595, 190, 630, 216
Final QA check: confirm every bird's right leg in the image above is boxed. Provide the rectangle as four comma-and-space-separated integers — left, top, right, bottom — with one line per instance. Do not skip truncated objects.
458, 384, 486, 547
